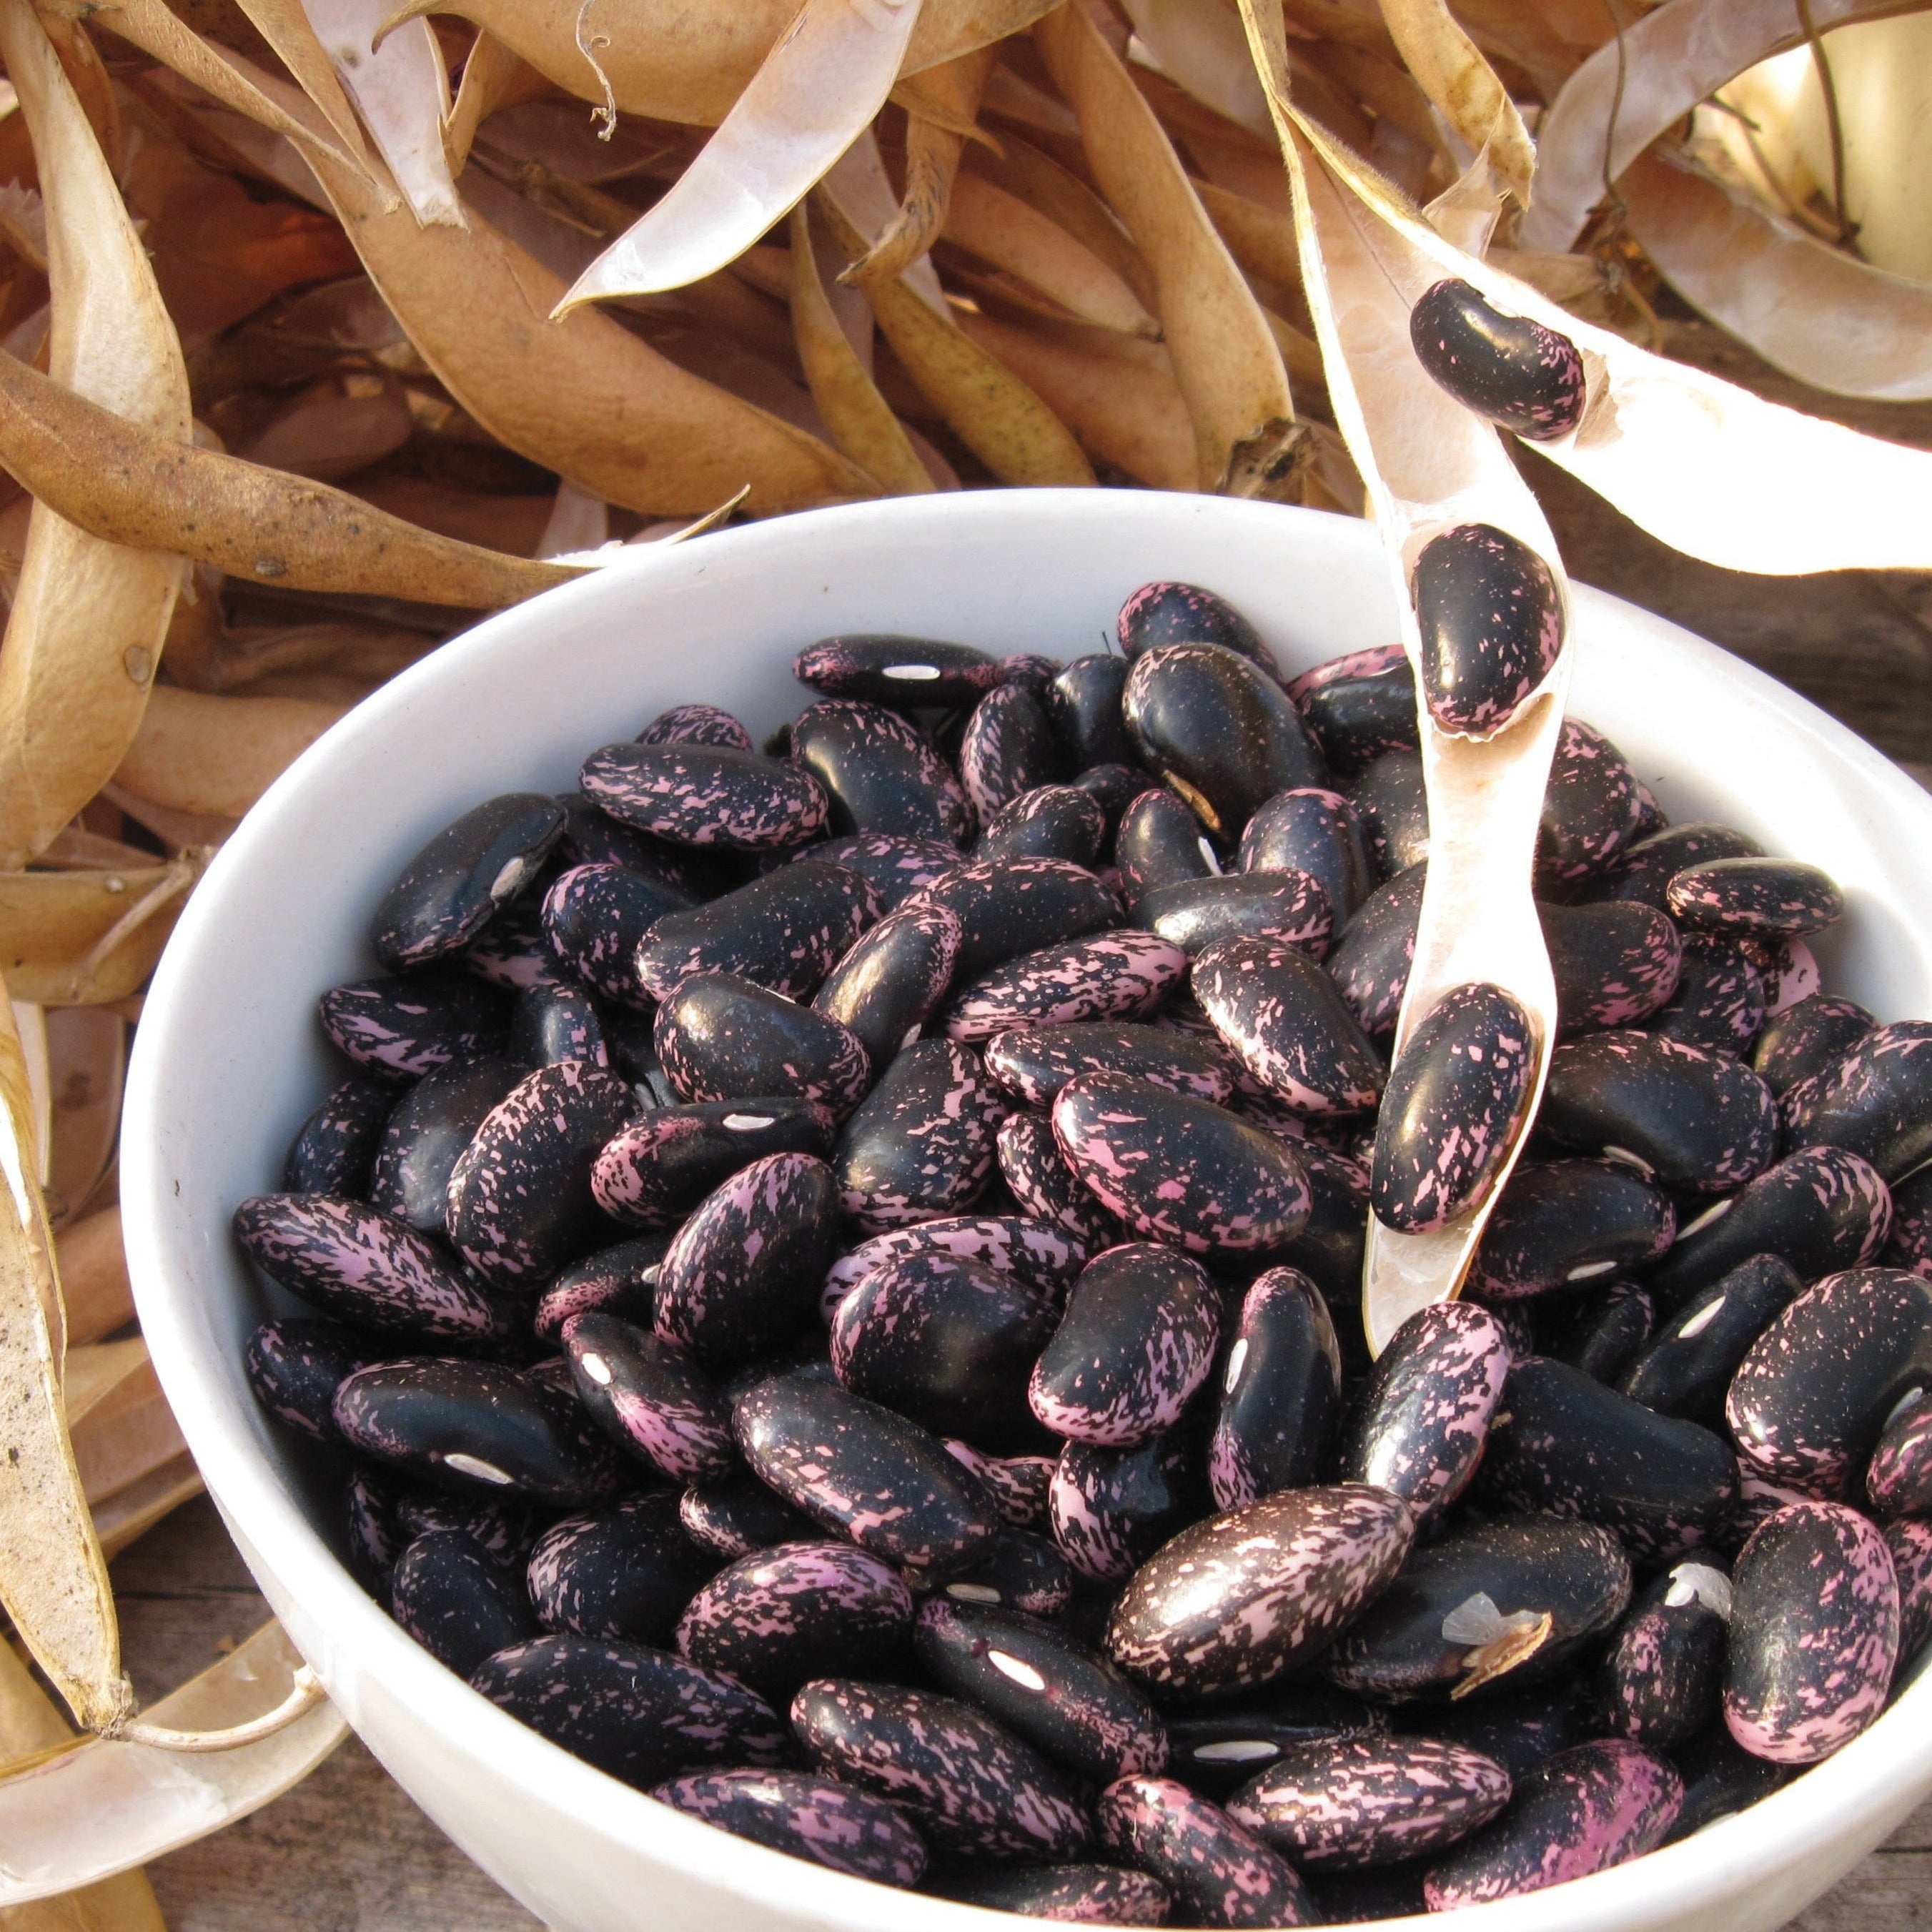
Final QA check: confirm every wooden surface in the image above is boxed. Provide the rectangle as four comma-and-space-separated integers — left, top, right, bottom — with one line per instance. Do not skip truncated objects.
112, 413, 1932, 1928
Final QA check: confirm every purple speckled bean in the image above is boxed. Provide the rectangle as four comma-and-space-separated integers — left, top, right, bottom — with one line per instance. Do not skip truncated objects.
1886, 1517, 1932, 1660
1097, 1775, 1316, 1928
654, 972, 871, 1114
1327, 863, 1425, 1037
998, 1111, 1127, 1251
233, 1194, 508, 1342
1227, 1735, 1512, 1870
1050, 1434, 1194, 1584
1725, 1501, 1899, 1764
458, 901, 550, 991
1758, 936, 1822, 1014
903, 856, 1123, 984
1422, 1740, 1681, 1906
1118, 580, 1278, 673
821, 1216, 1084, 1324
675, 1540, 913, 1699
811, 901, 961, 1073
793, 1678, 1089, 1861
1209, 1267, 1342, 1510
525, 1492, 715, 1643
390, 1529, 538, 1678
1600, 1562, 1731, 1749
1137, 871, 1334, 961
1341, 1301, 1507, 1529
946, 1442, 1056, 1529
542, 863, 685, 1007
562, 1312, 733, 1485
1542, 899, 1683, 1035
637, 703, 753, 750
652, 1769, 927, 1884
1408, 280, 1587, 441
792, 698, 976, 847
979, 784, 1108, 867
638, 863, 879, 1004
1537, 720, 1643, 886
941, 1863, 1171, 1923
960, 684, 1064, 825
1869, 1389, 1932, 1516
1106, 1485, 1415, 1698
1785, 1022, 1932, 1182
244, 1317, 372, 1441
943, 931, 1187, 1043
1470, 1157, 1675, 1300
1412, 522, 1565, 739
834, 1038, 1006, 1232
590, 1101, 837, 1229
793, 634, 1004, 708
792, 832, 960, 916
985, 1021, 1236, 1109
1753, 993, 1876, 1097
1667, 858, 1844, 941
1029, 1242, 1220, 1447
284, 1074, 393, 1194
580, 740, 828, 851
317, 971, 505, 1079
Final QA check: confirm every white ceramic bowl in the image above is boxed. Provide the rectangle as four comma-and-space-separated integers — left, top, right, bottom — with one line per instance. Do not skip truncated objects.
125, 490, 1932, 1932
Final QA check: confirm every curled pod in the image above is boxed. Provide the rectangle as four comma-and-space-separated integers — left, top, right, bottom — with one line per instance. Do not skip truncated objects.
541, 863, 688, 1007
821, 1216, 1082, 1322
1116, 788, 1222, 911
791, 832, 958, 914
830, 1252, 1059, 1451
1340, 1301, 1508, 1531
1030, 1242, 1221, 1447
636, 702, 752, 749
915, 1597, 1168, 1783
1139, 871, 1334, 961
1286, 645, 1418, 772
1647, 1144, 1891, 1307
1124, 645, 1325, 841
562, 1312, 733, 1485
1537, 720, 1644, 887
1410, 523, 1565, 738
921, 1527, 1074, 1619
1422, 1740, 1681, 1907
1327, 863, 1427, 1037
1329, 1516, 1631, 1703
1349, 749, 1430, 876
1618, 1254, 1805, 1423
1754, 993, 1878, 1098
318, 970, 507, 1081
1049, 1432, 1196, 1585
793, 633, 1003, 708
1540, 1031, 1779, 1193
1096, 1775, 1317, 1929
834, 1038, 1006, 1232
941, 930, 1188, 1042
1540, 899, 1683, 1036
985, 1020, 1235, 1109
905, 856, 1122, 982
1210, 1267, 1344, 1511
679, 1473, 821, 1562
1482, 1355, 1738, 1560
526, 1493, 718, 1644
1599, 1560, 1732, 1749
638, 862, 878, 1004
371, 792, 565, 971
792, 1679, 1089, 1862
1239, 787, 1374, 923
959, 682, 1064, 825
789, 698, 973, 846
654, 972, 869, 1114
1726, 1267, 1932, 1495
284, 1074, 393, 1195
1407, 278, 1587, 441
675, 1541, 913, 1700
1192, 934, 1384, 1118
937, 1863, 1169, 1924
1052, 1072, 1313, 1257
1725, 1500, 1899, 1764
1543, 1279, 1655, 1385
1166, 1685, 1384, 1798
1370, 983, 1537, 1234
1783, 1022, 1932, 1182
1046, 653, 1137, 768
1467, 1157, 1675, 1300
471, 1635, 786, 1789
590, 1100, 837, 1231
732, 1374, 997, 1573
245, 1317, 372, 1443
1118, 579, 1278, 674
579, 740, 828, 852
1667, 857, 1845, 941
1868, 1388, 1932, 1515
653, 1769, 926, 1886
390, 1530, 538, 1678
1227, 1735, 1512, 1871
1106, 1485, 1414, 1700
998, 1109, 1128, 1252
978, 784, 1108, 868
335, 1359, 620, 1507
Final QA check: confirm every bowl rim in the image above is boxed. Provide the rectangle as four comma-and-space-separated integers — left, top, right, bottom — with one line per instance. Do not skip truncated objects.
122, 487, 1932, 1932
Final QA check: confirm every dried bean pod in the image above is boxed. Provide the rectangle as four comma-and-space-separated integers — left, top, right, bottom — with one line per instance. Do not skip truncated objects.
1755, 994, 1877, 1098
835, 1038, 1006, 1232
366, 1054, 525, 1235
1046, 653, 1137, 768
1349, 750, 1430, 876
794, 634, 1003, 708
1537, 720, 1643, 886
390, 1530, 537, 1677
1051, 1432, 1196, 1584
526, 1495, 717, 1644
986, 1021, 1235, 1109
638, 863, 878, 1003
680, 1473, 821, 1560
1411, 522, 1565, 738
943, 931, 1187, 1043
1540, 900, 1683, 1036
319, 971, 507, 1080
284, 1074, 393, 1194
1327, 863, 1426, 1037
580, 741, 828, 851
1287, 646, 1417, 771
1600, 1561, 1732, 1749
1210, 1267, 1343, 1510
1117, 789, 1221, 910
543, 863, 688, 1006
1468, 1158, 1674, 1299
653, 1769, 927, 1885
1668, 858, 1844, 941
998, 1109, 1127, 1250
938, 1863, 1169, 1923
1096, 1775, 1317, 1928
1619, 1255, 1805, 1422
245, 1317, 371, 1442
1239, 788, 1372, 922
1119, 580, 1277, 675
372, 793, 564, 970
791, 698, 974, 846
1408, 279, 1587, 440
1785, 1023, 1932, 1181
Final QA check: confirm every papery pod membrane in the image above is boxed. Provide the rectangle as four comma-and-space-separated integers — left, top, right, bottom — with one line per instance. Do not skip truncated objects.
0, 0, 188, 871
1234, 0, 1565, 1353
1119, 0, 1274, 135
232, 0, 379, 171
443, 29, 536, 170
1371, 0, 1534, 199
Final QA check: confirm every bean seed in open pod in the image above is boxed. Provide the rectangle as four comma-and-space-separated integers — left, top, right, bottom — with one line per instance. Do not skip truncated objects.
1619, 1255, 1805, 1422
472, 1635, 785, 1790
654, 1769, 927, 1885
655, 1153, 841, 1367
1140, 872, 1334, 962
1725, 1500, 1899, 1763
285, 1074, 393, 1194
978, 786, 1108, 868
1668, 858, 1844, 941
1600, 1561, 1732, 1749
234, 1193, 508, 1341
793, 1679, 1088, 1861
831, 1251, 1057, 1450
938, 1863, 1169, 1923
916, 1597, 1168, 1783
1540, 900, 1683, 1035
734, 1374, 997, 1572
335, 1359, 619, 1507
1483, 1355, 1738, 1560
1165, 1686, 1383, 1798
795, 634, 1003, 708
1228, 1733, 1512, 1870
1329, 1517, 1631, 1702
638, 863, 878, 1003
1727, 1267, 1932, 1494
562, 1312, 733, 1485
372, 793, 564, 971
1117, 788, 1221, 911
526, 1492, 716, 1643
1349, 750, 1430, 876
1342, 1301, 1508, 1529
1096, 1775, 1316, 1928
391, 1530, 537, 1678
1119, 580, 1278, 675
1211, 1267, 1342, 1510
680, 1472, 821, 1560
1540, 1031, 1778, 1192
1194, 934, 1385, 1119
246, 1317, 371, 1442
1054, 1072, 1312, 1255
1408, 279, 1587, 440
943, 931, 1187, 1042
1327, 863, 1426, 1036
1785, 1024, 1932, 1181
1468, 1157, 1675, 1299
1239, 789, 1373, 921
1288, 647, 1417, 772
1030, 1243, 1220, 1447
1422, 1740, 1682, 1906
822, 1217, 1082, 1322
1868, 1389, 1932, 1515
1755, 994, 1877, 1096
580, 740, 828, 851
999, 1109, 1126, 1250
986, 1021, 1234, 1110
1106, 1485, 1413, 1700
835, 1038, 1005, 1231
1537, 721, 1644, 886
791, 698, 974, 846
653, 972, 870, 1114
1051, 1432, 1197, 1584
1545, 1279, 1655, 1384
319, 971, 507, 1080
1411, 522, 1565, 738
1125, 645, 1324, 842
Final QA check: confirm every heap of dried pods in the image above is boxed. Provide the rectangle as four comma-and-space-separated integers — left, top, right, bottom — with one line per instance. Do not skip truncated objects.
0, 0, 1929, 1911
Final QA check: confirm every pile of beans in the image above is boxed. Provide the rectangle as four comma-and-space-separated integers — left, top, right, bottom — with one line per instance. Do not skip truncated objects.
237, 580, 1932, 1923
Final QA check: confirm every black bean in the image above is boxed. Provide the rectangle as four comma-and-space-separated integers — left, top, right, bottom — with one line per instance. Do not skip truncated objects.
1408, 279, 1587, 440
284, 1074, 394, 1194
372, 793, 564, 970
1412, 522, 1565, 738
391, 1529, 537, 1675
